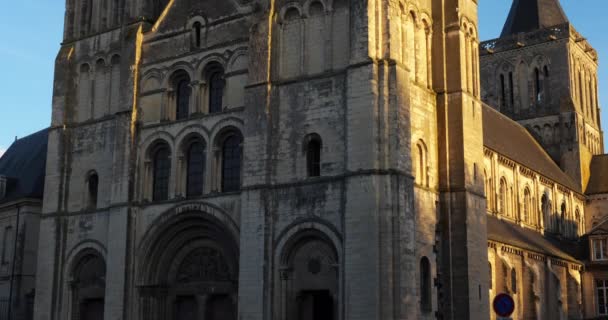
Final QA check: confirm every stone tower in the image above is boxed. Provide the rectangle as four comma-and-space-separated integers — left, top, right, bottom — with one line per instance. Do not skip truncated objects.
480, 0, 604, 189
34, 0, 489, 319
34, 0, 150, 318
433, 0, 489, 318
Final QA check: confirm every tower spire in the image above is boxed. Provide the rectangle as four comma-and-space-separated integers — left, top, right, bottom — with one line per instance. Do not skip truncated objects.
501, 0, 569, 37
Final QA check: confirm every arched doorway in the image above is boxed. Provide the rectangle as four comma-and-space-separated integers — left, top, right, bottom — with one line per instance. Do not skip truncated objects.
137, 211, 239, 320
70, 251, 106, 320
277, 230, 339, 320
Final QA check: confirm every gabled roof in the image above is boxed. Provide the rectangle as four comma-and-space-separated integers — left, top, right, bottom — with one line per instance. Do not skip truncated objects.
587, 216, 608, 236
487, 215, 581, 263
586, 155, 608, 195
482, 105, 581, 193
0, 128, 48, 204
501, 0, 569, 37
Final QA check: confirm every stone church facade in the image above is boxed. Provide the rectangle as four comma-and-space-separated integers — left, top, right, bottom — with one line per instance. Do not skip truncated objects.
0, 0, 604, 319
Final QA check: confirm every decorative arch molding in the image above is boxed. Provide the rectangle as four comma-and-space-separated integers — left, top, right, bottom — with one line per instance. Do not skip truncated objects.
273, 219, 342, 320
64, 240, 108, 278
226, 48, 249, 73
139, 132, 175, 159
459, 16, 477, 36
141, 75, 162, 93
141, 69, 163, 90
137, 201, 240, 274
185, 15, 208, 30
209, 117, 245, 143
196, 54, 229, 77
278, 3, 303, 24
135, 203, 240, 320
403, 2, 419, 21
274, 219, 343, 264
162, 63, 195, 88
175, 124, 212, 147
419, 11, 433, 27
79, 63, 92, 74
141, 68, 163, 81
64, 244, 107, 320
94, 57, 107, 69
302, 0, 327, 17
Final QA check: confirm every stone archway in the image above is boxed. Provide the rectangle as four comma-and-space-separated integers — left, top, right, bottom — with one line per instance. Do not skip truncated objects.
276, 229, 340, 320
137, 210, 239, 320
70, 250, 106, 320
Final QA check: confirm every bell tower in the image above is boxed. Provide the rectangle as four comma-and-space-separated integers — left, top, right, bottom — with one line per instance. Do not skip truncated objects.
479, 0, 603, 189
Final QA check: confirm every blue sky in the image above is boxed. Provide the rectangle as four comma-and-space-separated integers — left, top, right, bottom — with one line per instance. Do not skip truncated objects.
0, 0, 607, 156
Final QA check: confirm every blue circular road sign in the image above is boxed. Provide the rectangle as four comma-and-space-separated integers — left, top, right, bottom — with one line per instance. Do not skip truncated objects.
493, 293, 515, 317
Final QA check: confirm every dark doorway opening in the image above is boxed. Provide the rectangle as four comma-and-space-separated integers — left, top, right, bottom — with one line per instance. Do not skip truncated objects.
298, 290, 334, 320
80, 298, 104, 320
175, 296, 198, 320
206, 294, 235, 320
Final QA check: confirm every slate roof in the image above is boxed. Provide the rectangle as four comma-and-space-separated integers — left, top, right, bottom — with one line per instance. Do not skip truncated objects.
586, 155, 608, 195
0, 128, 49, 204
501, 0, 569, 37
482, 105, 581, 193
487, 215, 581, 263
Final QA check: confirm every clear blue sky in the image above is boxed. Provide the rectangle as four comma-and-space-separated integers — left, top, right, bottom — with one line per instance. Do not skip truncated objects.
0, 0, 607, 155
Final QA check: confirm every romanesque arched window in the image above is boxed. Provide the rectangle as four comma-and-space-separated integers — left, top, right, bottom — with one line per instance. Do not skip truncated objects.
280, 7, 303, 78
305, 134, 322, 177
502, 261, 509, 292
575, 208, 581, 236
489, 262, 493, 290
589, 78, 596, 121
484, 170, 491, 211
109, 55, 121, 114
305, 1, 326, 74
71, 252, 106, 320
499, 178, 508, 216
523, 187, 531, 224
174, 73, 191, 120
508, 72, 514, 107
221, 132, 243, 192
534, 68, 542, 103
207, 64, 225, 113
540, 194, 552, 229
87, 172, 99, 209
152, 144, 171, 201
421, 20, 432, 88
331, 0, 350, 69
517, 61, 528, 111
192, 21, 202, 48
78, 64, 92, 121
407, 12, 417, 81
559, 201, 567, 234
420, 257, 432, 312
79, 0, 93, 36
500, 74, 506, 109
186, 140, 206, 197
415, 141, 428, 187
578, 71, 584, 112
511, 268, 517, 293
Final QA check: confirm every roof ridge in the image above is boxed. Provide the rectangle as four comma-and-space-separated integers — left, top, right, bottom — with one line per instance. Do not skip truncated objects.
482, 104, 580, 191
587, 216, 608, 235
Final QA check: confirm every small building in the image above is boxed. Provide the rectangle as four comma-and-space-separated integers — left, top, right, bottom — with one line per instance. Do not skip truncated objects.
0, 129, 48, 320
582, 155, 608, 318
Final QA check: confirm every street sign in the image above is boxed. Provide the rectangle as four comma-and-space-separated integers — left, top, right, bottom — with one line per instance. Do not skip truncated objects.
493, 293, 515, 317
